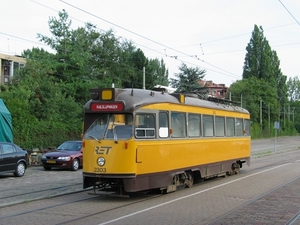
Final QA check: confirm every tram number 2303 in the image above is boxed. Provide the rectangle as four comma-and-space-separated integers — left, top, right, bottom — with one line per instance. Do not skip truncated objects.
94, 167, 106, 173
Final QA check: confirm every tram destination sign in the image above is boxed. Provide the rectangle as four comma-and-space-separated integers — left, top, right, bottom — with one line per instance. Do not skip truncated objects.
90, 102, 124, 111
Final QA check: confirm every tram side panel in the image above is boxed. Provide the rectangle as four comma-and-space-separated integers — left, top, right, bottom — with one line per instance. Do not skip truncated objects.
135, 138, 250, 176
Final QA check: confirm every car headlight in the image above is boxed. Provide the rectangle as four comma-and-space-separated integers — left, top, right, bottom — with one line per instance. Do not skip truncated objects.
58, 156, 71, 161
41, 155, 46, 160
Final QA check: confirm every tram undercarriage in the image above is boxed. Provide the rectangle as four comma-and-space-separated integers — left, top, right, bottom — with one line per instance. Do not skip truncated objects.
85, 160, 244, 197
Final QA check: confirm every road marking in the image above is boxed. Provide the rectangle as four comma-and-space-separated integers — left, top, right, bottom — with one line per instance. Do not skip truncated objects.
98, 163, 292, 225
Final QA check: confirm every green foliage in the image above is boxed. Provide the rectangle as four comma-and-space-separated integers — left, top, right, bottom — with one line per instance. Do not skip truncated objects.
287, 77, 300, 101
235, 24, 291, 138
1, 10, 169, 149
0, 59, 83, 149
170, 63, 206, 93
3, 13, 298, 149
243, 25, 273, 81
147, 58, 169, 87
250, 122, 263, 139
230, 77, 279, 124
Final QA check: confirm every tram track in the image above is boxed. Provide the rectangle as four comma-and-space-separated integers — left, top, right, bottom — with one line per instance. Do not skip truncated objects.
55, 193, 163, 225
286, 210, 300, 225
0, 191, 162, 224
0, 194, 97, 220
1, 149, 299, 208
0, 182, 83, 201
207, 173, 300, 225
7, 162, 294, 224
0, 168, 84, 208
1, 146, 300, 224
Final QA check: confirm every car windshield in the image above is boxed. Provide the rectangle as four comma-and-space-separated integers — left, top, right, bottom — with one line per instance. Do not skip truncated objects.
57, 142, 82, 151
83, 114, 133, 141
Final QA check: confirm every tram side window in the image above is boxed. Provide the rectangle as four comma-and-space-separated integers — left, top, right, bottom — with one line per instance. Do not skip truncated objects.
188, 114, 201, 137
171, 112, 186, 138
215, 116, 225, 137
159, 112, 169, 138
235, 118, 243, 136
203, 115, 214, 137
226, 117, 235, 137
244, 119, 250, 136
135, 114, 155, 138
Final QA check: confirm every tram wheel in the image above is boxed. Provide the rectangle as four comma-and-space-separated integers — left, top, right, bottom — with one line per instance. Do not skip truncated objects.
185, 171, 194, 188
230, 162, 240, 175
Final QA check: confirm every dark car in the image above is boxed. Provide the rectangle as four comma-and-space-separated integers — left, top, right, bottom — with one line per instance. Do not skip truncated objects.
0, 142, 29, 177
41, 140, 83, 171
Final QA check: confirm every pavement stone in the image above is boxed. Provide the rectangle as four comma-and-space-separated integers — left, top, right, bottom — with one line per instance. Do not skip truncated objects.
210, 171, 300, 224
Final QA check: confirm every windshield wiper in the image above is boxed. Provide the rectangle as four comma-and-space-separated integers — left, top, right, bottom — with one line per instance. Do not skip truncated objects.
111, 115, 118, 144
87, 135, 101, 143
113, 125, 118, 143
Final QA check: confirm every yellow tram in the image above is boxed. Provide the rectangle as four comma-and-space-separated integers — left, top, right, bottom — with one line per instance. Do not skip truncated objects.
82, 88, 250, 194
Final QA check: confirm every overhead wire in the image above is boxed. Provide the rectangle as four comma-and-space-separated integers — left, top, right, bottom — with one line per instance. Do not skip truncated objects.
32, 0, 242, 80
59, 0, 242, 79
0, 2, 166, 87
2, 0, 299, 85
29, 0, 177, 86
278, 0, 300, 26
176, 22, 297, 49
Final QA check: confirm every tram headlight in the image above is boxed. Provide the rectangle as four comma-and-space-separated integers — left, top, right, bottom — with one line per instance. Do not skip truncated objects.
97, 157, 105, 166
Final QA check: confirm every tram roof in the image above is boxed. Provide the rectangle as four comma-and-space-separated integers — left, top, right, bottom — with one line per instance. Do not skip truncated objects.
85, 88, 249, 114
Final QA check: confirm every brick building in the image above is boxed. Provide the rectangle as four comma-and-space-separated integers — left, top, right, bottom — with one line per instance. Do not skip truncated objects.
198, 80, 229, 99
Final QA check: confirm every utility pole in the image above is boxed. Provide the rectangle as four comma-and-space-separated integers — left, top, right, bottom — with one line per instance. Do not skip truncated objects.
240, 94, 242, 107
268, 105, 270, 131
143, 67, 145, 90
284, 105, 286, 127
260, 100, 262, 126
293, 107, 295, 123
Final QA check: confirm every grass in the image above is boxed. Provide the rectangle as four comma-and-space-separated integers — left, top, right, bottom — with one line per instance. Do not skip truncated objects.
252, 150, 273, 158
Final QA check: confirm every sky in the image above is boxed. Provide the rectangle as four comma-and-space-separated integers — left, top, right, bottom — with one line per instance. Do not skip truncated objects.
1, 0, 300, 87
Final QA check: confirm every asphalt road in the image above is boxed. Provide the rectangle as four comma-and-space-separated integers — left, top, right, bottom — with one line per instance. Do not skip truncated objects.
0, 135, 299, 208
0, 136, 300, 225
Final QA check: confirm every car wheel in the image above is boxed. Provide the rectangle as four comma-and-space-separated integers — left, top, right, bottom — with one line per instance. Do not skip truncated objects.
71, 158, 79, 171
43, 166, 52, 170
14, 162, 26, 177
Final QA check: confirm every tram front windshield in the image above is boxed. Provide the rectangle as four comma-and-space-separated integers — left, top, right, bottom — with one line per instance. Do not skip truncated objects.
83, 114, 133, 141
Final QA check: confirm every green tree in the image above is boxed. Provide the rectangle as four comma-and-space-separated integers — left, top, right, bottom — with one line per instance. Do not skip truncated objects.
8, 53, 83, 148
0, 86, 38, 148
287, 77, 300, 133
287, 76, 300, 101
146, 58, 169, 88
170, 63, 205, 93
1, 9, 172, 149
230, 77, 279, 125
121, 48, 148, 88
37, 10, 121, 102
243, 25, 273, 81
240, 24, 288, 134
119, 42, 169, 89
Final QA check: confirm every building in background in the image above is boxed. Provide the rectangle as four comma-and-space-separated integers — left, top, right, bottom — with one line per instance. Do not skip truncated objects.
198, 80, 229, 99
0, 53, 26, 84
